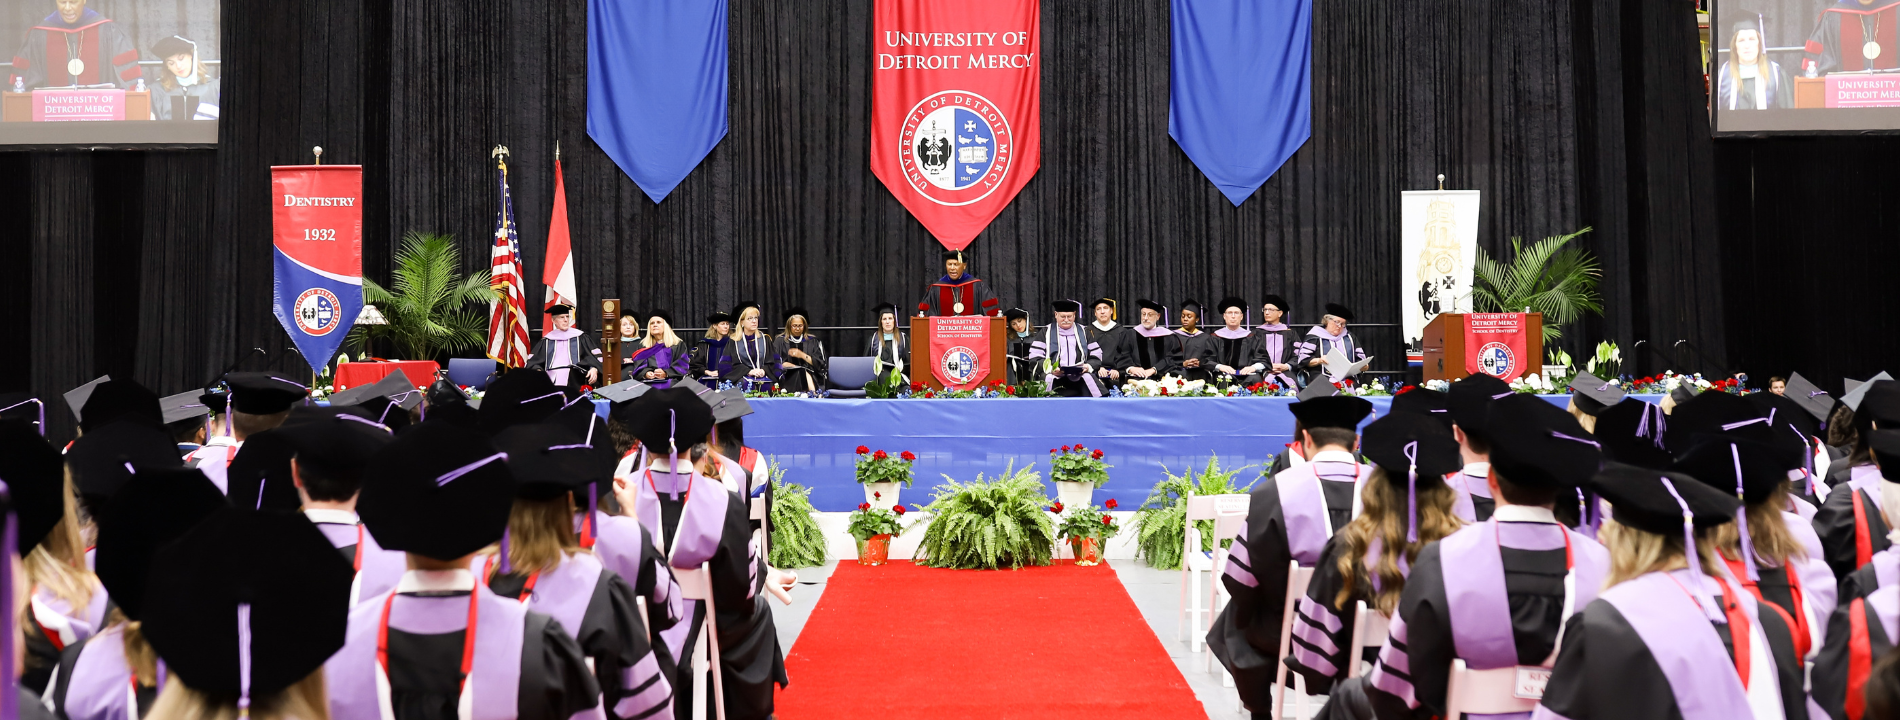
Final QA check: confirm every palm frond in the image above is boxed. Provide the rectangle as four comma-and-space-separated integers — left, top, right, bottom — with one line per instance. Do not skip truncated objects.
1471, 228, 1602, 342
358, 231, 492, 362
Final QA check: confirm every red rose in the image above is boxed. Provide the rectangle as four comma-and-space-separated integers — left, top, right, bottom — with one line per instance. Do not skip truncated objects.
1062, 445, 1072, 453
1091, 449, 1104, 460
874, 491, 882, 499
894, 505, 907, 515
900, 451, 916, 462
856, 445, 870, 455
874, 449, 888, 460
1104, 498, 1118, 509
1051, 502, 1065, 513
858, 503, 871, 511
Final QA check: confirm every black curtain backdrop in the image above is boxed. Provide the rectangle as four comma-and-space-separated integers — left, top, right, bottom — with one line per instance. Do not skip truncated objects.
0, 0, 1728, 442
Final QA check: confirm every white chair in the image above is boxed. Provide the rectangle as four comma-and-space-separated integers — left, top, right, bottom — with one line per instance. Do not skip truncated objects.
1442, 659, 1542, 719
1271, 561, 1316, 720
674, 563, 725, 720
1178, 493, 1250, 653
635, 596, 651, 643
1346, 601, 1392, 679
1204, 506, 1249, 673
749, 496, 770, 562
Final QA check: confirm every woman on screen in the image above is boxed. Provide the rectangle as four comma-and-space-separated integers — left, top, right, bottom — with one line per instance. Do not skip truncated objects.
150, 35, 220, 121
1718, 18, 1793, 110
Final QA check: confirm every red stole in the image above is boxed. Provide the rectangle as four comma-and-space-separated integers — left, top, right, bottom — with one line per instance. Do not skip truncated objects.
1833, 3, 1900, 72
35, 20, 111, 85
935, 282, 977, 316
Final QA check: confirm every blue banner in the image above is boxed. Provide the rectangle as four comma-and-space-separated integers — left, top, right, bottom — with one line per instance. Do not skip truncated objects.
270, 165, 363, 376
1169, 0, 1312, 206
587, 0, 728, 203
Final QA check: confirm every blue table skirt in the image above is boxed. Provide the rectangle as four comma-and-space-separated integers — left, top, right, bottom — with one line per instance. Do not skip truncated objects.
585, 393, 1659, 511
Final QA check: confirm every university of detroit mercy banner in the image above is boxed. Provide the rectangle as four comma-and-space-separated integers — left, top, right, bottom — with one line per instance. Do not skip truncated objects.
1465, 313, 1532, 382
929, 316, 992, 390
271, 165, 364, 376
871, 0, 1041, 251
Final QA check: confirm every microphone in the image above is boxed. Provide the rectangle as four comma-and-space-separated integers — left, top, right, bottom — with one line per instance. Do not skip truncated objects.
1673, 340, 1739, 380
1632, 340, 1683, 374
206, 347, 267, 387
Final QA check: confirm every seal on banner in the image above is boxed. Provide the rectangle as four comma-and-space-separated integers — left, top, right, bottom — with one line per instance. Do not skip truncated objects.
294, 287, 343, 336
939, 345, 980, 385
900, 90, 1014, 207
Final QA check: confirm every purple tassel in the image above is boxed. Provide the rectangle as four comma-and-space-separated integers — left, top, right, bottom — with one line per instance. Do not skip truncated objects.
1659, 477, 1726, 623
667, 410, 681, 501
1730, 444, 1759, 581
236, 603, 252, 718
1403, 441, 1419, 543
499, 527, 513, 574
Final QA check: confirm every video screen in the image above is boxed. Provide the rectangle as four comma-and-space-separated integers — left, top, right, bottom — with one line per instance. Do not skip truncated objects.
0, 0, 219, 147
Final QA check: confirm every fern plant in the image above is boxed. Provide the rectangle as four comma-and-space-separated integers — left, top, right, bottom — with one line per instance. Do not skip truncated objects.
1472, 228, 1603, 342
346, 231, 497, 361
915, 462, 1056, 570
1132, 456, 1257, 570
765, 460, 829, 568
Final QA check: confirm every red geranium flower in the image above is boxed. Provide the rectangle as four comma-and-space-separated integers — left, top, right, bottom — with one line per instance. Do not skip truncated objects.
1074, 442, 1085, 450
1049, 448, 1058, 454
1101, 515, 1114, 525
874, 449, 888, 460
1159, 387, 1170, 396
900, 450, 916, 462
909, 381, 925, 392
1105, 498, 1118, 509
856, 445, 870, 455
1006, 386, 1017, 395
1091, 449, 1104, 460
1051, 502, 1065, 513
924, 390, 935, 398
894, 505, 907, 515
874, 491, 882, 499
1062, 445, 1072, 453
858, 502, 871, 511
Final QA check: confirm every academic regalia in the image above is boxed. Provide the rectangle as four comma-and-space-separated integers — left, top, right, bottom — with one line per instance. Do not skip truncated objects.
1004, 323, 1038, 386
1803, 1, 1900, 76
528, 327, 605, 389
1717, 60, 1795, 111
917, 274, 1001, 317
863, 332, 910, 386
1206, 327, 1268, 386
1120, 325, 1182, 379
1208, 396, 1376, 711
150, 74, 221, 121
1814, 464, 1890, 580
1448, 463, 1495, 522
1254, 310, 1301, 390
689, 337, 736, 386
0, 422, 97, 696
48, 624, 157, 720
593, 511, 688, 672
1815, 582, 1900, 720
1086, 320, 1128, 380
7, 8, 141, 90
307, 508, 407, 605
728, 333, 779, 392
328, 371, 425, 432
772, 335, 827, 394
1027, 317, 1103, 397
1174, 328, 1214, 382
627, 342, 689, 389
1296, 327, 1368, 384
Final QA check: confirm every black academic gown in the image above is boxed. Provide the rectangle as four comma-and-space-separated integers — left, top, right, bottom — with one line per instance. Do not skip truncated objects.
1004, 331, 1038, 386
863, 333, 909, 385
1086, 323, 1128, 381
1814, 590, 1894, 720
381, 598, 600, 720
689, 338, 739, 386
489, 563, 662, 720
1286, 534, 1376, 696
657, 490, 789, 720
1815, 477, 1892, 580
1205, 329, 1268, 386
1175, 330, 1214, 382
19, 685, 55, 720
1119, 329, 1183, 379
918, 275, 1001, 317
727, 334, 779, 392
527, 333, 605, 388
1804, 2, 1900, 76
771, 336, 827, 394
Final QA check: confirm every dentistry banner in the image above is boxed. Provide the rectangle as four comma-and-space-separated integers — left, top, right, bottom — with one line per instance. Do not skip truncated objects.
871, 0, 1041, 251
271, 165, 363, 376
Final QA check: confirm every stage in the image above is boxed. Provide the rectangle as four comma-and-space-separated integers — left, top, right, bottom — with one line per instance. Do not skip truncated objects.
694, 393, 1660, 511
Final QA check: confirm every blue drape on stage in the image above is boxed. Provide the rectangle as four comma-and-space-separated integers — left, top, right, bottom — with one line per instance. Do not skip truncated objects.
586, 0, 728, 203
1168, 0, 1312, 206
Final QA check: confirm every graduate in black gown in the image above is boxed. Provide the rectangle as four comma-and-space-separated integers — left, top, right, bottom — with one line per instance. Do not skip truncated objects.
490, 423, 674, 720
137, 508, 352, 719
331, 422, 600, 720
1175, 299, 1213, 383
772, 308, 827, 394
1814, 382, 1900, 579
1003, 308, 1038, 386
1535, 464, 1806, 720
269, 407, 408, 605
1206, 297, 1268, 387
1208, 387, 1374, 715
1444, 373, 1512, 523
0, 453, 60, 720
618, 388, 789, 719
863, 303, 910, 386
1320, 394, 1612, 720
1085, 298, 1128, 386
1285, 411, 1465, 697
1816, 428, 1900, 720
727, 303, 779, 392
1119, 300, 1181, 384
0, 420, 80, 715
689, 311, 739, 387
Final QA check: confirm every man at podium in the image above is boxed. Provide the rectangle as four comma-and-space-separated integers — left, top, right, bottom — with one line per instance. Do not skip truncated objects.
1802, 0, 1900, 75
916, 249, 1001, 317
9, 0, 142, 90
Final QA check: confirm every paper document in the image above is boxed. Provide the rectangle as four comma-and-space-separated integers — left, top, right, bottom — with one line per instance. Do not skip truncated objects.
1323, 347, 1373, 379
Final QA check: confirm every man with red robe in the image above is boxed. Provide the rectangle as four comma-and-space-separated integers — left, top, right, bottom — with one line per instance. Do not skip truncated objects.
10, 0, 142, 90
916, 249, 1002, 317
1803, 0, 1900, 75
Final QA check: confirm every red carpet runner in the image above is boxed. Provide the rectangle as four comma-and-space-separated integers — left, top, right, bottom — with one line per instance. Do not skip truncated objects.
774, 560, 1206, 719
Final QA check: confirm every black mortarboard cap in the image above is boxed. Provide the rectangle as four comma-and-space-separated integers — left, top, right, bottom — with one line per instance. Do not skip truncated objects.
644, 309, 674, 327
1090, 298, 1117, 319
545, 304, 574, 316
594, 379, 653, 406
1666, 390, 1772, 455
478, 369, 565, 435
1360, 411, 1462, 478
941, 249, 965, 263
1004, 308, 1028, 322
151, 35, 197, 60
1669, 382, 1702, 407
1216, 297, 1248, 315
1871, 429, 1900, 475
1671, 435, 1788, 505
329, 371, 426, 414
781, 307, 808, 323
1179, 299, 1204, 317
271, 407, 394, 480
1136, 299, 1164, 314
1260, 294, 1289, 313
79, 379, 163, 432
496, 424, 613, 500
1447, 373, 1512, 440
622, 387, 715, 451
1390, 388, 1452, 431
1783, 373, 1834, 423
868, 304, 894, 320
160, 390, 211, 425
1296, 378, 1338, 402
1567, 371, 1626, 416
1485, 394, 1603, 489
1050, 299, 1083, 315
1590, 462, 1741, 535
1730, 13, 1763, 38
224, 372, 309, 415
1592, 399, 1675, 471
708, 310, 736, 326
93, 466, 227, 620
142, 508, 352, 698
224, 431, 302, 512
1749, 391, 1820, 441
199, 387, 227, 415
671, 376, 715, 399
358, 422, 516, 561
1860, 381, 1900, 428
1288, 394, 1373, 431
422, 378, 479, 430
0, 421, 70, 554
730, 301, 759, 319
62, 376, 110, 423
0, 392, 41, 429
1324, 303, 1355, 322
707, 389, 754, 425
66, 420, 184, 498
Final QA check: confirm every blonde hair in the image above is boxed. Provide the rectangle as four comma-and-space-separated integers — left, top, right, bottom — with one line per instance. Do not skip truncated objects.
27, 474, 98, 613
1333, 467, 1466, 614
1711, 484, 1807, 568
1600, 517, 1724, 588
158, 61, 214, 93
119, 613, 160, 688
502, 494, 583, 575
1564, 398, 1599, 433
729, 306, 762, 342
146, 670, 329, 720
640, 317, 682, 349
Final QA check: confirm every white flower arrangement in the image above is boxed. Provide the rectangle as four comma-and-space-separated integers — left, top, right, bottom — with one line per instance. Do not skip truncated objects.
1509, 373, 1556, 394
1424, 379, 1451, 392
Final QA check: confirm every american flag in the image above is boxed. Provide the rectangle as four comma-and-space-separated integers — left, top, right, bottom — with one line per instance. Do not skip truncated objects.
487, 149, 531, 367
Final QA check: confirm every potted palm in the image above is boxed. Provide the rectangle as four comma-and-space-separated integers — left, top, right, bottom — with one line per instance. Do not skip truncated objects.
346, 230, 498, 361
847, 503, 907, 565
854, 446, 916, 511
1471, 227, 1603, 342
1055, 499, 1120, 566
1049, 444, 1110, 509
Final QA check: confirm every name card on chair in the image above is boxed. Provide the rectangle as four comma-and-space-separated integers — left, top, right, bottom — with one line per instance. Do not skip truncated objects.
1513, 667, 1552, 699
1216, 495, 1249, 514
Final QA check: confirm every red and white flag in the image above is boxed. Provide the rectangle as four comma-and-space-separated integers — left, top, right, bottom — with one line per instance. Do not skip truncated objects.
487, 153, 531, 367
542, 157, 578, 333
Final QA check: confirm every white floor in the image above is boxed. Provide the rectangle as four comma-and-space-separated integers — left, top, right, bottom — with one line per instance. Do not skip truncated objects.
765, 556, 1324, 720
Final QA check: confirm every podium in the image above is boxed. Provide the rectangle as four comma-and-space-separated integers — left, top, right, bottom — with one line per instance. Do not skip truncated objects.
1421, 313, 1543, 381
2, 89, 150, 122
909, 315, 1006, 390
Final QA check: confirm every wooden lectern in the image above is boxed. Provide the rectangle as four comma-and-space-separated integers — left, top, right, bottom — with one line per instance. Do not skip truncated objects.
1, 90, 149, 121
600, 299, 622, 384
1421, 313, 1543, 381
908, 316, 1007, 390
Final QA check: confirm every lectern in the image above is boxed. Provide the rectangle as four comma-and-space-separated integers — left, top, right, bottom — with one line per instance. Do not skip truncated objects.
908, 316, 1007, 390
1421, 313, 1543, 381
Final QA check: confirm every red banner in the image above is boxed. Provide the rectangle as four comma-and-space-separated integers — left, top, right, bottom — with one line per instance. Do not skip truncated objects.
271, 165, 364, 375
1465, 313, 1531, 381
928, 316, 992, 390
870, 0, 1041, 250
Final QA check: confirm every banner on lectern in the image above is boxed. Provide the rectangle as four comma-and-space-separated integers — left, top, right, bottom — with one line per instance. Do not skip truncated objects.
271, 165, 363, 376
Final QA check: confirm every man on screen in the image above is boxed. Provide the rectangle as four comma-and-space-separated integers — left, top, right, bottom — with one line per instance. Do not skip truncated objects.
1719, 17, 1794, 109
916, 249, 1001, 317
8, 0, 142, 90
1802, 0, 1900, 75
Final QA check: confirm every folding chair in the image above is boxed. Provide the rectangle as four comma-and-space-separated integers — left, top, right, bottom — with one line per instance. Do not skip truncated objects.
1271, 561, 1316, 720
1442, 659, 1542, 719
750, 495, 770, 562
1346, 601, 1392, 679
635, 596, 651, 643
674, 563, 725, 720
1203, 498, 1250, 673
1178, 492, 1250, 653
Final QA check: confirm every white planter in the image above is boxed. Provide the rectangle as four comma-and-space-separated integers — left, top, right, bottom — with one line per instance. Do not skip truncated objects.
863, 481, 902, 511
1054, 480, 1096, 510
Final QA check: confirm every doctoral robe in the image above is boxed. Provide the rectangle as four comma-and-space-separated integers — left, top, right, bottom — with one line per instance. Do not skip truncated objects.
689, 338, 739, 386
1296, 327, 1369, 384
626, 344, 688, 390
47, 624, 158, 720
1120, 326, 1182, 380
1803, 2, 1900, 75
1449, 463, 1496, 523
1840, 544, 1900, 604
1004, 330, 1038, 386
591, 511, 687, 688
1206, 327, 1268, 386
1087, 322, 1128, 380
1175, 329, 1214, 382
1814, 583, 1900, 720
23, 584, 108, 694
1027, 326, 1102, 397
1814, 465, 1890, 580
307, 508, 407, 606
486, 552, 673, 720
1255, 323, 1302, 389
527, 329, 604, 388
8, 9, 140, 89
771, 336, 827, 394
916, 274, 1000, 317
727, 334, 779, 392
